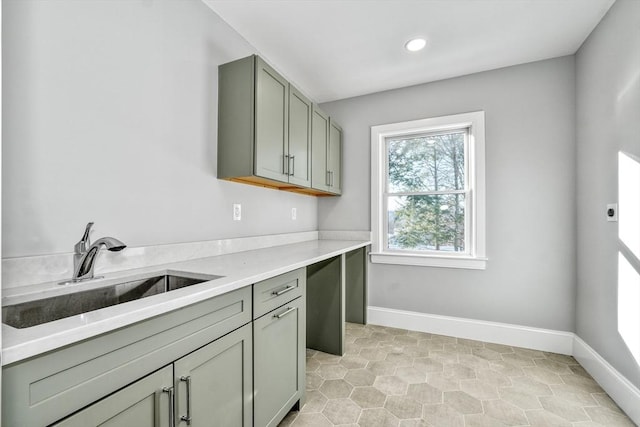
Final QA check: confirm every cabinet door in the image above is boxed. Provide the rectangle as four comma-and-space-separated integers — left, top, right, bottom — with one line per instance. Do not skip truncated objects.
174, 323, 253, 427
254, 297, 306, 427
328, 120, 342, 194
52, 366, 173, 427
255, 56, 289, 183
311, 106, 329, 192
288, 86, 312, 187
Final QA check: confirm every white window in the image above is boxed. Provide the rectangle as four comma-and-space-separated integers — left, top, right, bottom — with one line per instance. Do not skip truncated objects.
371, 111, 487, 269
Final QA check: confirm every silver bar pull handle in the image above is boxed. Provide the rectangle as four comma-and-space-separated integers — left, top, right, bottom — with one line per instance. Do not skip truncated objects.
161, 387, 174, 427
272, 285, 295, 296
326, 170, 331, 186
283, 154, 289, 175
289, 155, 295, 176
274, 306, 297, 319
180, 376, 192, 425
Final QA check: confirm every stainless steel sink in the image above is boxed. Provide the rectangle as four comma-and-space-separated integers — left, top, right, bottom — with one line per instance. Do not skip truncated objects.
2, 273, 223, 329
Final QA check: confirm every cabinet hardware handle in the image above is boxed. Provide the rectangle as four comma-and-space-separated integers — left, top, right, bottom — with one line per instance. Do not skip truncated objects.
274, 306, 297, 319
326, 170, 331, 186
161, 387, 174, 427
272, 285, 295, 296
180, 376, 192, 425
283, 154, 289, 175
289, 155, 295, 176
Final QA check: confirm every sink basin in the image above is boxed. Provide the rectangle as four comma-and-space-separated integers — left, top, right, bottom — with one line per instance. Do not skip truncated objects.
2, 273, 223, 329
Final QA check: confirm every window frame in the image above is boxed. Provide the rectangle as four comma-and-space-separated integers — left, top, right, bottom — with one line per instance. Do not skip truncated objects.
370, 111, 487, 269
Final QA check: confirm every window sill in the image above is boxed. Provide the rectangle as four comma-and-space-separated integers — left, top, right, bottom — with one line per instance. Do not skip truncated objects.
370, 252, 487, 270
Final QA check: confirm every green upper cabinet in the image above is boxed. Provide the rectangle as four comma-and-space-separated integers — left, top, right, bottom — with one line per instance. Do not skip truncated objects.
287, 86, 312, 187
255, 57, 289, 183
218, 55, 313, 192
311, 106, 330, 193
328, 119, 343, 195
218, 54, 339, 196
311, 106, 342, 195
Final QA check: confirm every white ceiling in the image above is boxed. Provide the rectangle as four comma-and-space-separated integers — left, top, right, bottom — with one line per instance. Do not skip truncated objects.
204, 0, 614, 103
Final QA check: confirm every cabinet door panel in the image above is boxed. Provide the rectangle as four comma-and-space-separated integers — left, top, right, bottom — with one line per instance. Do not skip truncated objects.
53, 366, 173, 427
311, 107, 329, 192
174, 323, 253, 427
255, 57, 288, 182
288, 86, 312, 187
254, 297, 305, 427
328, 120, 342, 194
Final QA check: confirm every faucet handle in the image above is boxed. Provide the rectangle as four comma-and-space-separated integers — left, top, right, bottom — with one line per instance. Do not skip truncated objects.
74, 222, 94, 254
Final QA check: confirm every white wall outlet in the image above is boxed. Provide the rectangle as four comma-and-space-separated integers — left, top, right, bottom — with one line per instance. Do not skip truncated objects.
607, 203, 618, 222
291, 208, 297, 220
233, 203, 242, 221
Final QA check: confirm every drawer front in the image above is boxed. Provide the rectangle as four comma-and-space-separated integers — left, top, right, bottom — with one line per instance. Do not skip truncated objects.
2, 286, 252, 427
253, 268, 305, 319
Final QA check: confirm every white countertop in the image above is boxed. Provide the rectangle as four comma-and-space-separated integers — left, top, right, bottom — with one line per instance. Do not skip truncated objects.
2, 239, 370, 366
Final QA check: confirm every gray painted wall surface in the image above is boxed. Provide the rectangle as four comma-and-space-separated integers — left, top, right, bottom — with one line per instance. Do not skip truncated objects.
576, 0, 640, 389
320, 57, 577, 331
2, 0, 317, 258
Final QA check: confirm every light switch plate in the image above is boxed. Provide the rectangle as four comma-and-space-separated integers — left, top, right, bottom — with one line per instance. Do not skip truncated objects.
233, 204, 242, 221
291, 208, 297, 220
607, 203, 617, 222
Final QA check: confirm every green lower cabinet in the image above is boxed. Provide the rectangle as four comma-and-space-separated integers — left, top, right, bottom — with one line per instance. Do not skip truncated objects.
253, 296, 306, 427
2, 287, 252, 427
53, 323, 253, 427
174, 323, 253, 427
52, 365, 174, 427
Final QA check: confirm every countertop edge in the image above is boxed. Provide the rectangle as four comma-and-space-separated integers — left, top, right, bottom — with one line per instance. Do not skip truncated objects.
2, 239, 370, 366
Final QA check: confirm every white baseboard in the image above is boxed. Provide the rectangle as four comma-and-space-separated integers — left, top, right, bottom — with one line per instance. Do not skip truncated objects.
368, 306, 574, 354
367, 306, 640, 426
573, 336, 640, 424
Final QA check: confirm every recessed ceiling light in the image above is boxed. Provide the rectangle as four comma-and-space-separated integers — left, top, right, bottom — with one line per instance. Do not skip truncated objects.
405, 38, 427, 52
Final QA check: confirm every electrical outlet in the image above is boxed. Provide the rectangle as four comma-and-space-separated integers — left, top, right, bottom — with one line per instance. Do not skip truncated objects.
607, 203, 618, 222
233, 204, 242, 221
291, 208, 297, 220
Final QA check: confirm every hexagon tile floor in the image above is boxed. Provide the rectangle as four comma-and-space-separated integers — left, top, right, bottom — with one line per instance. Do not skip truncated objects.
278, 323, 636, 427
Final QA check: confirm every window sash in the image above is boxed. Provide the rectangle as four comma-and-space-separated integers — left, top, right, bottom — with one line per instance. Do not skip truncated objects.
385, 129, 469, 194
382, 191, 473, 256
383, 128, 472, 256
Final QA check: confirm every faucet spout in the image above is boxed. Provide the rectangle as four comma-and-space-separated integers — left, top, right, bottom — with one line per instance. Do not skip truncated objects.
94, 236, 127, 252
68, 223, 127, 284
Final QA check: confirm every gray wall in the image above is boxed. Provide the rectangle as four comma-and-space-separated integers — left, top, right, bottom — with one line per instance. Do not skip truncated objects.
576, 0, 640, 389
320, 57, 577, 331
2, 0, 317, 258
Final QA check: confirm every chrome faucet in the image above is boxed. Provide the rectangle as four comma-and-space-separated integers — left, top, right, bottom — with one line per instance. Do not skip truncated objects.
69, 222, 126, 283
